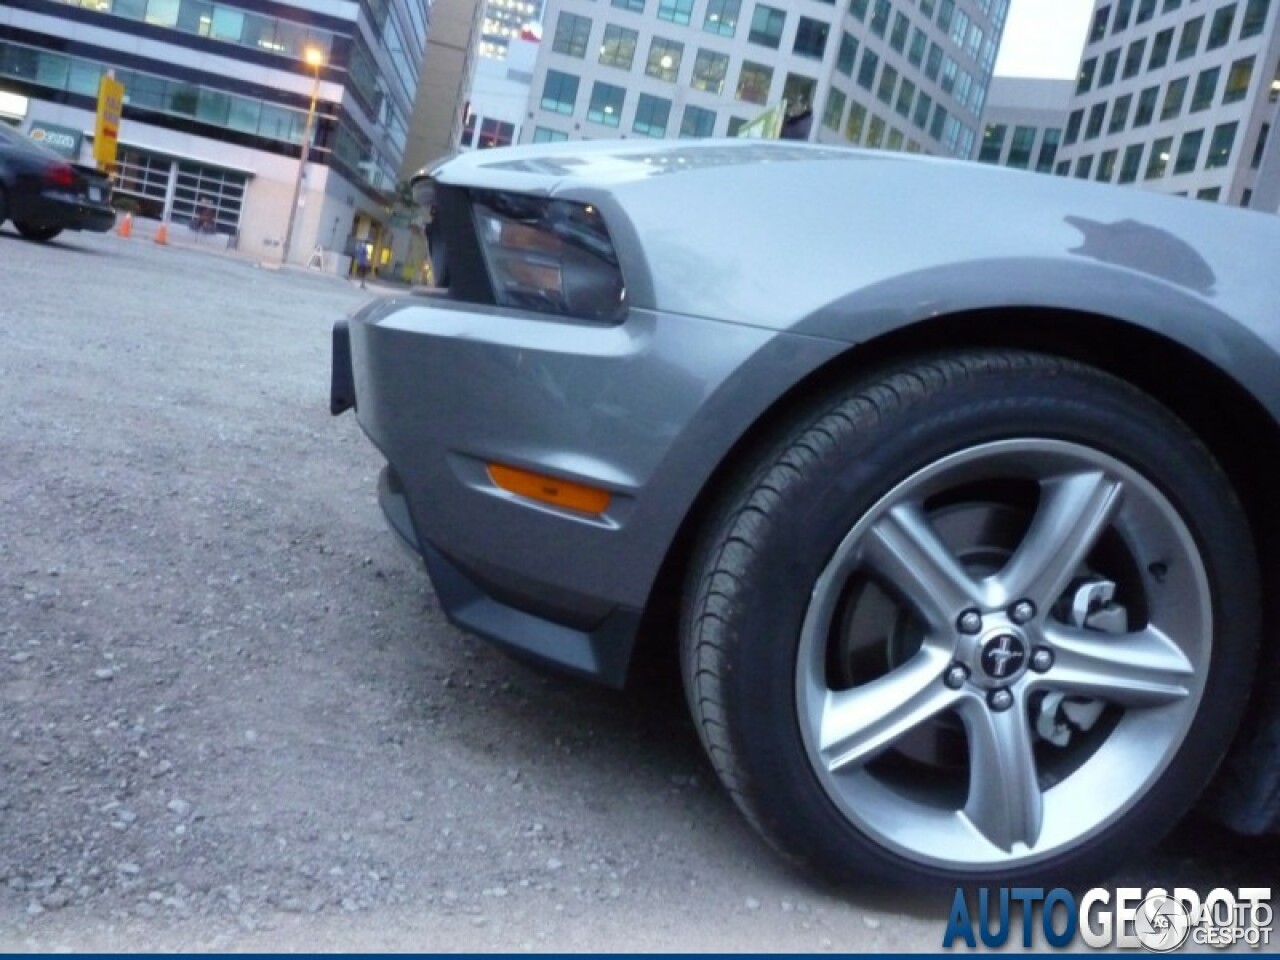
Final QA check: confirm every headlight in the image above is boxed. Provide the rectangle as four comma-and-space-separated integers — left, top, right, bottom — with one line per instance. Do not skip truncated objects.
472, 192, 626, 323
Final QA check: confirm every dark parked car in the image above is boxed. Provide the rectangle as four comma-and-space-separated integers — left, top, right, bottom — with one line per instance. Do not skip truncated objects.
331, 139, 1280, 888
0, 124, 115, 242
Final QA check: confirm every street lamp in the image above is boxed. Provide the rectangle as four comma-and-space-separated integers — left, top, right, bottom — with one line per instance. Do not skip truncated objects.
280, 45, 324, 266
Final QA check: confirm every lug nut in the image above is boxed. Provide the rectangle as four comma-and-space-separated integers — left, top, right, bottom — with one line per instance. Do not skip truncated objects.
1031, 647, 1054, 673
957, 609, 983, 635
944, 664, 969, 690
1010, 600, 1036, 625
988, 689, 1014, 712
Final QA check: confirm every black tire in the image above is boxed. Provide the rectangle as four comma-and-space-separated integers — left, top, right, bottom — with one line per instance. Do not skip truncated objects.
680, 350, 1259, 888
15, 222, 62, 243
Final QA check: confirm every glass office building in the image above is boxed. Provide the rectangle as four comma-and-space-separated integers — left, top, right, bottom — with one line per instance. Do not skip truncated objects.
520, 0, 1008, 157
0, 0, 428, 263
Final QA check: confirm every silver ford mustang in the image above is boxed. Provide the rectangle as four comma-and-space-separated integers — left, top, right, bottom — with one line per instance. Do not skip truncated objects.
331, 139, 1279, 887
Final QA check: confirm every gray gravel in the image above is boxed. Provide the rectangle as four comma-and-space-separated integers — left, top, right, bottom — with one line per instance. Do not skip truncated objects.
0, 225, 1275, 952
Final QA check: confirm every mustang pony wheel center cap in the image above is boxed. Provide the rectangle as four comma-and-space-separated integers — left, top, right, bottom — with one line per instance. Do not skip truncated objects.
978, 631, 1029, 682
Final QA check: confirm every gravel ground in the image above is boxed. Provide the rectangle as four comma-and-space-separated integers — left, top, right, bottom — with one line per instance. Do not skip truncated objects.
0, 225, 1275, 953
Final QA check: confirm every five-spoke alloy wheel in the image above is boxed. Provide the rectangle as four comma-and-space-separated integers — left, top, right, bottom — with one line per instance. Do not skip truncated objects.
682, 351, 1259, 886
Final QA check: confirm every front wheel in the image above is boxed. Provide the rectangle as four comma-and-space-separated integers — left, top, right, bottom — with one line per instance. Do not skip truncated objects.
15, 222, 62, 243
681, 351, 1259, 887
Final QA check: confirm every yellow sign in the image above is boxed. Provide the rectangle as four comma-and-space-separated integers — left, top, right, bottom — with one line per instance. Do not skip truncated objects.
93, 73, 124, 172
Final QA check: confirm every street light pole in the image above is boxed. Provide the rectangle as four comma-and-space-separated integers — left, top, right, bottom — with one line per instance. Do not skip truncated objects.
280, 47, 324, 266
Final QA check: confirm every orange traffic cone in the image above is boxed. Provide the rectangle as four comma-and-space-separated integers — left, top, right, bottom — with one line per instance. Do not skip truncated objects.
117, 212, 133, 238
154, 221, 168, 246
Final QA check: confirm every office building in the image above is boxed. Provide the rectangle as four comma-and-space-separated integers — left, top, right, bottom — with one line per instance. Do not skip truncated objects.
0, 0, 429, 264
518, 0, 1008, 158
977, 75, 1072, 172
1054, 0, 1280, 208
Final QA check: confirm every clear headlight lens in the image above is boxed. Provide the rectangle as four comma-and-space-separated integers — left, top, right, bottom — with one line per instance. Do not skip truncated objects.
473, 193, 626, 323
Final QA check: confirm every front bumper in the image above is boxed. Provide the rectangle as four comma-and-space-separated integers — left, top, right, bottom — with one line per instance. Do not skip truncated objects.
331, 296, 843, 686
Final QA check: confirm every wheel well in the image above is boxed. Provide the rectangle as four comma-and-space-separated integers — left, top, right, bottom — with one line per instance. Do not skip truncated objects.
631, 307, 1280, 691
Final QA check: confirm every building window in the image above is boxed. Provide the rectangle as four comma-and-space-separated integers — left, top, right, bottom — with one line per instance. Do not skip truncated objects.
1099, 47, 1120, 86
1197, 187, 1221, 202
782, 72, 816, 111
587, 81, 625, 125
633, 93, 671, 136
1112, 0, 1133, 32
1145, 135, 1172, 178
878, 64, 898, 105
691, 49, 729, 94
540, 70, 579, 115
890, 11, 910, 52
979, 123, 1007, 163
908, 27, 927, 66
823, 87, 846, 130
867, 114, 886, 148
1064, 108, 1083, 145
658, 0, 695, 24
1134, 85, 1159, 126
1077, 57, 1097, 94
1089, 4, 1111, 42
846, 101, 866, 143
1149, 27, 1173, 69
703, 0, 741, 36
1097, 148, 1118, 181
611, 0, 645, 12
1252, 123, 1270, 168
850, 0, 869, 20
1036, 128, 1061, 172
552, 12, 592, 58
1177, 16, 1203, 60
1118, 142, 1144, 182
1085, 102, 1107, 139
1224, 57, 1254, 103
1075, 155, 1094, 179
1241, 0, 1269, 37
1207, 4, 1235, 49
793, 17, 829, 59
680, 104, 716, 137
748, 4, 785, 48
913, 92, 932, 130
1206, 121, 1238, 167
1007, 125, 1036, 169
726, 116, 748, 135
1163, 0, 1182, 10
1123, 38, 1145, 78
735, 60, 773, 104
1174, 129, 1204, 173
1110, 93, 1132, 132
1191, 67, 1219, 111
836, 31, 858, 75
476, 118, 515, 149
598, 25, 638, 69
1161, 76, 1188, 120
896, 78, 915, 118
925, 43, 943, 81
531, 127, 568, 142
871, 0, 891, 35
1136, 0, 1157, 22
857, 49, 879, 91
930, 103, 948, 141
645, 37, 684, 82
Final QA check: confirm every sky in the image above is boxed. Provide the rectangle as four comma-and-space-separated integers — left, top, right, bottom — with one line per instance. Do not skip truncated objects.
994, 0, 1095, 79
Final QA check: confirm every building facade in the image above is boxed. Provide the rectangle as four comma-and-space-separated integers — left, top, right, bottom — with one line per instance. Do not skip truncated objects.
1054, 0, 1280, 208
518, 0, 1008, 158
976, 75, 1072, 172
0, 0, 429, 264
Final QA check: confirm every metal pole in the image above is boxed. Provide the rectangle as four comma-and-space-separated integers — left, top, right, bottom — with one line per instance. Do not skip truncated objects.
280, 62, 321, 266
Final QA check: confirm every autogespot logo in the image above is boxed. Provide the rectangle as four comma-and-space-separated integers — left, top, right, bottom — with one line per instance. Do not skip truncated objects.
943, 886, 1273, 951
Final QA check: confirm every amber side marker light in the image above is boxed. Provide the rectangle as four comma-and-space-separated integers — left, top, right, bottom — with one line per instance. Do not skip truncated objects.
487, 464, 611, 515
